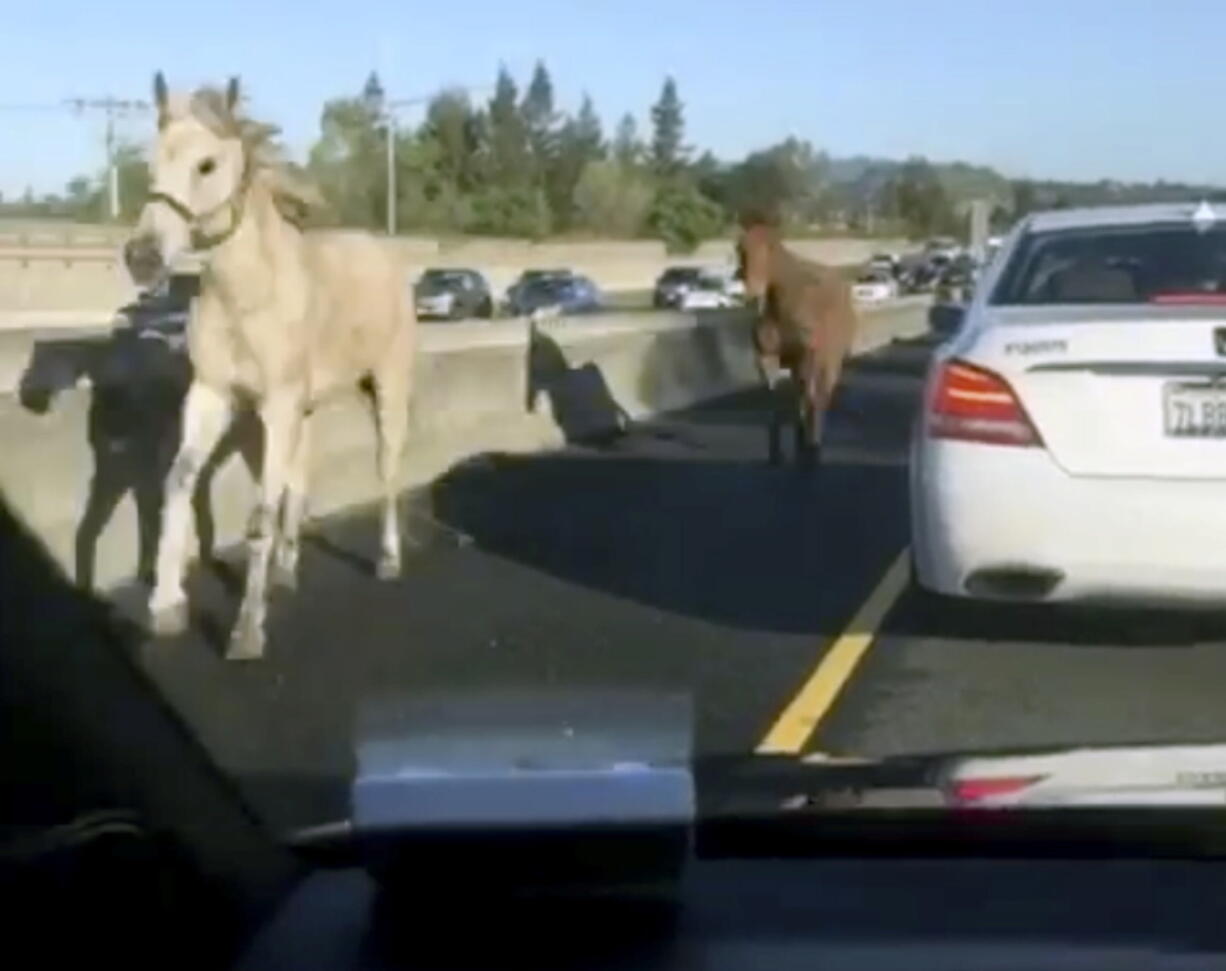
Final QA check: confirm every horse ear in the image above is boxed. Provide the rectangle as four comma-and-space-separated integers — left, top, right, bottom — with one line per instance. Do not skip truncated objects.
153, 71, 169, 127
225, 76, 241, 113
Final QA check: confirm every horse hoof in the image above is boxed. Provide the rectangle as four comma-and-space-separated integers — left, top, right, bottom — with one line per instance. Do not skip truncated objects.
149, 601, 188, 638
375, 556, 402, 581
226, 626, 265, 661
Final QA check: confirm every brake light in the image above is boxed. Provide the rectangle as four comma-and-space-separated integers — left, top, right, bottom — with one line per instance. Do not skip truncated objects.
948, 775, 1046, 806
1150, 292, 1226, 305
929, 359, 1042, 447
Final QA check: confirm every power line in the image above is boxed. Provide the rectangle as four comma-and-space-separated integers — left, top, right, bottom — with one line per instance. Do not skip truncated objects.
0, 96, 151, 218
64, 98, 152, 221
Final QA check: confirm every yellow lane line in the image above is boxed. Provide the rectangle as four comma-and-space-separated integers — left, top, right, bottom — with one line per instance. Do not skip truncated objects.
755, 549, 910, 755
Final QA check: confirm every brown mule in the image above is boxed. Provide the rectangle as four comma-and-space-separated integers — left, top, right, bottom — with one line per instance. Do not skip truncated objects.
736, 214, 858, 467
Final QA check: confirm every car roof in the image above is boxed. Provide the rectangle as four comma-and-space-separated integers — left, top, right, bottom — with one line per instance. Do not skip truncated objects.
1025, 201, 1226, 233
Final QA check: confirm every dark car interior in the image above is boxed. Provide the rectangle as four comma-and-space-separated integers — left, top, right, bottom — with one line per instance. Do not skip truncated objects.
8, 480, 1226, 969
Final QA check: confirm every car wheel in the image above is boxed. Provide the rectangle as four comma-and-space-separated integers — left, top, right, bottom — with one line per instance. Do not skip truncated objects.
478, 296, 494, 319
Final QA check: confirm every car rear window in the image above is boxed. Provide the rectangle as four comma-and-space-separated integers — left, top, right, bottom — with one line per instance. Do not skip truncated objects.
992, 222, 1226, 305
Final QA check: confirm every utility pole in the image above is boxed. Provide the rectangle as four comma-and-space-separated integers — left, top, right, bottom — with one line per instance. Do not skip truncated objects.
386, 110, 398, 237
380, 96, 431, 238
64, 97, 152, 221
379, 85, 491, 237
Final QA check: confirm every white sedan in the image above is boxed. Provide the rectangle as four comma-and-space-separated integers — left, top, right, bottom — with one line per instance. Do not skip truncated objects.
852, 271, 898, 303
679, 274, 737, 310
911, 200, 1226, 606
941, 743, 1226, 808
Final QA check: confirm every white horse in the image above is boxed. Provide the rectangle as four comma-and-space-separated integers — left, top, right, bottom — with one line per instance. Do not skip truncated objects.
125, 73, 416, 659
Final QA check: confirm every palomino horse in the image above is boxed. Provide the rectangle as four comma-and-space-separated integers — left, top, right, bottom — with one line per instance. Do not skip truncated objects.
736, 215, 857, 466
125, 74, 416, 660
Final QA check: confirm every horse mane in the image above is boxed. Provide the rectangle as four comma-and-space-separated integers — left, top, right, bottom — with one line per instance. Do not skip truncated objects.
183, 86, 326, 228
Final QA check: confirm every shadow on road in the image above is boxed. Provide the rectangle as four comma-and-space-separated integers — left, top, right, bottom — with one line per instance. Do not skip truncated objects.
18, 311, 260, 592
429, 447, 906, 638
888, 586, 1226, 648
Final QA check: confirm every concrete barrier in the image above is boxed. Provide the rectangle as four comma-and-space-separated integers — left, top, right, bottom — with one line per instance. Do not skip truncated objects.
0, 299, 928, 593
0, 232, 912, 316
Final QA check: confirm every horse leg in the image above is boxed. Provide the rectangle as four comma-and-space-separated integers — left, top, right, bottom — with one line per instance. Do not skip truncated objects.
228, 391, 303, 661
757, 353, 785, 466
148, 381, 232, 636
272, 413, 311, 591
797, 355, 827, 471
372, 359, 411, 580
799, 351, 844, 470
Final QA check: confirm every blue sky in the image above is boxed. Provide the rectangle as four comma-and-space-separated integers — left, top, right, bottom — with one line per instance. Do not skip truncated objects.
4, 0, 1226, 197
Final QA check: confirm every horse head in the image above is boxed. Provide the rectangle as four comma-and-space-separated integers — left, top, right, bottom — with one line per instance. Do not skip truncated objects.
736, 209, 782, 306
125, 72, 249, 286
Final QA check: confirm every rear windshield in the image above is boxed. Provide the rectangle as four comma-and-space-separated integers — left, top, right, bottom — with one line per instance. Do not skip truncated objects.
993, 223, 1226, 305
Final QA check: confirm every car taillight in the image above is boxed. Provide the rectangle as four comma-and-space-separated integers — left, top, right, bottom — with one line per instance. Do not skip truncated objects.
929, 359, 1043, 447
947, 775, 1046, 806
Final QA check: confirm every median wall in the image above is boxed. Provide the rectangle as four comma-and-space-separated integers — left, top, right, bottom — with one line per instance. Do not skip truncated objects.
0, 231, 911, 317
0, 300, 927, 593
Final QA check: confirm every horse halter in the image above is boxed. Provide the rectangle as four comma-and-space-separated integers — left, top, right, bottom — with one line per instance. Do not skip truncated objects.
147, 164, 249, 251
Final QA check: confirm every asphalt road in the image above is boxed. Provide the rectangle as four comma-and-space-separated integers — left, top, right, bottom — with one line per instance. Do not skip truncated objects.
129, 310, 1226, 832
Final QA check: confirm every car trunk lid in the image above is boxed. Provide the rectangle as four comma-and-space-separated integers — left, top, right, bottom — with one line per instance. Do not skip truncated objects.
972, 304, 1226, 479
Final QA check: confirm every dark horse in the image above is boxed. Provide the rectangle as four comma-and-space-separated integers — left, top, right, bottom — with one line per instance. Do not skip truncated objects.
736, 214, 858, 466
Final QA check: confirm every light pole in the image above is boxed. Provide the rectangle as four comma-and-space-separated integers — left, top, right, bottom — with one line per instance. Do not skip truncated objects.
65, 97, 152, 221
380, 85, 491, 237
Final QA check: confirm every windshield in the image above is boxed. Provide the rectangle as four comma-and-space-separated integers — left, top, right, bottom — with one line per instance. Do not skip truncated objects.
13, 4, 1226, 865
418, 270, 471, 291
993, 223, 1226, 305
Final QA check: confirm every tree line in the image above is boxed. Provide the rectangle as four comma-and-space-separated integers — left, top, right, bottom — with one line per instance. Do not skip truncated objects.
4, 61, 1224, 251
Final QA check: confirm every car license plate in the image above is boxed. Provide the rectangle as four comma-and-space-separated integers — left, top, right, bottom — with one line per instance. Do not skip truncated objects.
1164, 382, 1226, 437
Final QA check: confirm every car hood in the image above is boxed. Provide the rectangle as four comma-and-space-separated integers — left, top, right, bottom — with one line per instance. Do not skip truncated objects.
768, 742, 1226, 810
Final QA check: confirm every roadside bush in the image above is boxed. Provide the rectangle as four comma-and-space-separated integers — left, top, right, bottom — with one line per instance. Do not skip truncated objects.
645, 181, 726, 254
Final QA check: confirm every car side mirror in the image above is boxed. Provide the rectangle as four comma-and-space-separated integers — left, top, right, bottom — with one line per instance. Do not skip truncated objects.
928, 303, 966, 338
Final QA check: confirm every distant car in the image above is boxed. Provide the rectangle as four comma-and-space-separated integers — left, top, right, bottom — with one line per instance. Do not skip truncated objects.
924, 237, 963, 262
414, 268, 494, 320
852, 270, 898, 303
653, 267, 705, 308
509, 274, 603, 316
911, 200, 1226, 607
678, 273, 737, 310
505, 269, 574, 313
867, 253, 901, 279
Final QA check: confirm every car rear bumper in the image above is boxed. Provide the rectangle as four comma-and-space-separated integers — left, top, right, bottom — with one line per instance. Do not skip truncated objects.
911, 437, 1226, 605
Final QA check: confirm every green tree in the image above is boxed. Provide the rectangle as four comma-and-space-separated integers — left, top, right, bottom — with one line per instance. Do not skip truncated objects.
1010, 178, 1039, 220
422, 88, 482, 193
112, 143, 150, 222
889, 157, 955, 238
572, 158, 653, 236
723, 138, 827, 226
308, 84, 385, 227
613, 113, 642, 169
65, 175, 96, 220
468, 185, 551, 238
521, 60, 558, 178
650, 77, 686, 176
646, 180, 724, 253
485, 66, 531, 190
547, 94, 604, 229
